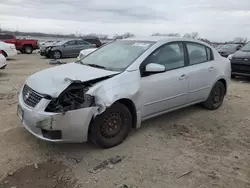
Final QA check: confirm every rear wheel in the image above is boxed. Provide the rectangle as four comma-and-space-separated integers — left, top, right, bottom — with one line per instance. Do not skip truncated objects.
23, 45, 33, 54
51, 50, 61, 59
90, 102, 132, 148
202, 81, 225, 110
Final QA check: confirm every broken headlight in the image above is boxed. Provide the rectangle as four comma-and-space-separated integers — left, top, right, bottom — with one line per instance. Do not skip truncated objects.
45, 86, 95, 113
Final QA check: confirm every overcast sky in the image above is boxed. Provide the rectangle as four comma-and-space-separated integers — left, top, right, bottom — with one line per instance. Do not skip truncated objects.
0, 0, 250, 41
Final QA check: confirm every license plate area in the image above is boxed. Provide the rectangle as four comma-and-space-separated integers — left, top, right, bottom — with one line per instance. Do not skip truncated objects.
17, 104, 24, 122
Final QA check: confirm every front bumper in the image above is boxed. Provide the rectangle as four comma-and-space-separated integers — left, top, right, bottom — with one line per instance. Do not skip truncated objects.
231, 59, 250, 77
0, 56, 7, 69
8, 49, 18, 57
17, 88, 98, 143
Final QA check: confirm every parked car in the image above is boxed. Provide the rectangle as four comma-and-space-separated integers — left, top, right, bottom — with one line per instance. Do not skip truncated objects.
217, 43, 243, 57
17, 37, 230, 148
0, 52, 7, 69
40, 39, 96, 59
215, 44, 223, 50
0, 41, 18, 58
0, 34, 39, 54
81, 36, 102, 47
77, 48, 98, 60
228, 42, 250, 77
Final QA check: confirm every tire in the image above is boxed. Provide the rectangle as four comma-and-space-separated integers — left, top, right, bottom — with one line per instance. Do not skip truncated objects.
202, 81, 226, 110
23, 45, 33, 54
20, 50, 25, 53
2, 51, 7, 58
90, 102, 132, 148
51, 50, 61, 59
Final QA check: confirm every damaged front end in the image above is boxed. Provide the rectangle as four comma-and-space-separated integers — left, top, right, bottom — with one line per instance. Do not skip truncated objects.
45, 76, 111, 113
45, 82, 94, 113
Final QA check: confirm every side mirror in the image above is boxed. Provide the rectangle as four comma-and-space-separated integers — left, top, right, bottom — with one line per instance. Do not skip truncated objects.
145, 63, 166, 73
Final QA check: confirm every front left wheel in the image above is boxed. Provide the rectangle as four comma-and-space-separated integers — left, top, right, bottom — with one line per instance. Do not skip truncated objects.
90, 102, 132, 148
51, 50, 62, 59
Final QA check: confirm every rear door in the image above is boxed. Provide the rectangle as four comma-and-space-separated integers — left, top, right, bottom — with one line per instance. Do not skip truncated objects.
185, 42, 217, 103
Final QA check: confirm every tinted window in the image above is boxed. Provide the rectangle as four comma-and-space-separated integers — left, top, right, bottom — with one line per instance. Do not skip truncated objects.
187, 43, 207, 65
84, 39, 101, 45
241, 42, 250, 51
220, 44, 238, 50
0, 35, 13, 40
77, 40, 90, 45
146, 43, 185, 70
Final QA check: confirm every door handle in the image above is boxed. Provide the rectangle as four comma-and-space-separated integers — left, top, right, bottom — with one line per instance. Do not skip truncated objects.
209, 67, 214, 71
179, 74, 188, 80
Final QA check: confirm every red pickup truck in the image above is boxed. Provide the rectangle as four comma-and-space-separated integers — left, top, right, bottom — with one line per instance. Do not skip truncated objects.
0, 34, 39, 54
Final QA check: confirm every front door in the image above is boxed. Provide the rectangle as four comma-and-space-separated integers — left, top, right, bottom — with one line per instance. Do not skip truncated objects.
63, 40, 78, 57
139, 42, 190, 119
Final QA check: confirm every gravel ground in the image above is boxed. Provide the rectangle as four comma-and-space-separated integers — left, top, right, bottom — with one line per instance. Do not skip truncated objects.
0, 52, 250, 188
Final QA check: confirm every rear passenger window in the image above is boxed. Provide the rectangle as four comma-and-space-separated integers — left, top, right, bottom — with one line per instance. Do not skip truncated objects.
186, 43, 207, 65
206, 47, 213, 61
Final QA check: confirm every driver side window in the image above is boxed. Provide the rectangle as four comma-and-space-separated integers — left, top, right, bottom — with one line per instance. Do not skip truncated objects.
66, 40, 76, 46
146, 42, 185, 71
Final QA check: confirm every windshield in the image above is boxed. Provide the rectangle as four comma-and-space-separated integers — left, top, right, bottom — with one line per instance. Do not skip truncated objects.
220, 44, 238, 50
240, 42, 250, 51
79, 40, 154, 71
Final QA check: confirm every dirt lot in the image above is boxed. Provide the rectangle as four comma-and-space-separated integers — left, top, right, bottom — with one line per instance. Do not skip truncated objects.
0, 52, 250, 188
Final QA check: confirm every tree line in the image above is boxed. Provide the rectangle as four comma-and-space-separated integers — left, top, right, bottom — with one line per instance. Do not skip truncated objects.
0, 27, 247, 44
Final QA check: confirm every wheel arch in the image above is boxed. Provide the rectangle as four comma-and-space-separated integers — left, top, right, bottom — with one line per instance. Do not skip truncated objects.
217, 78, 227, 95
116, 98, 137, 129
2, 50, 8, 57
23, 44, 33, 49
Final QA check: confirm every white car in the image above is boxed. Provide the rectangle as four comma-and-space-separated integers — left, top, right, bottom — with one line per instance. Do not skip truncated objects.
17, 37, 231, 148
77, 48, 98, 60
0, 52, 7, 69
0, 41, 17, 58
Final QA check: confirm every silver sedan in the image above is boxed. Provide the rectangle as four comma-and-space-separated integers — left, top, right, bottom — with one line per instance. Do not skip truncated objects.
17, 37, 231, 148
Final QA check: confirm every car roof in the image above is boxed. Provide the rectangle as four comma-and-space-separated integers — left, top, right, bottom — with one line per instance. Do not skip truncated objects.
122, 36, 209, 45
123, 36, 215, 49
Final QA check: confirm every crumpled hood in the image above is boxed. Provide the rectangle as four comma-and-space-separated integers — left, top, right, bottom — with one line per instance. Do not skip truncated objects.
26, 62, 119, 97
233, 50, 250, 59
